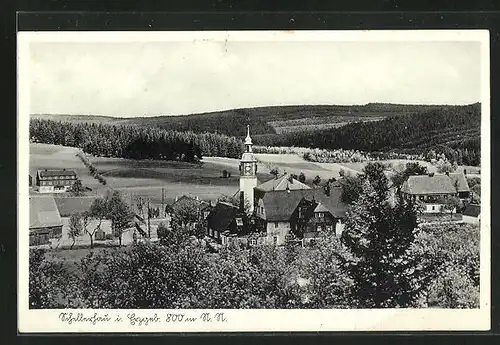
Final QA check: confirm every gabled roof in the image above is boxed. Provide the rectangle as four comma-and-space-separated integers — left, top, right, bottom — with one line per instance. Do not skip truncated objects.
256, 173, 311, 192
260, 189, 315, 221
206, 202, 241, 232
463, 203, 480, 217
30, 195, 62, 229
448, 173, 470, 193
311, 187, 347, 218
54, 196, 96, 217
37, 169, 77, 178
401, 174, 462, 195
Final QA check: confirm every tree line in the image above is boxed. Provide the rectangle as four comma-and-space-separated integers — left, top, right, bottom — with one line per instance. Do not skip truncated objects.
255, 104, 481, 166
30, 119, 244, 161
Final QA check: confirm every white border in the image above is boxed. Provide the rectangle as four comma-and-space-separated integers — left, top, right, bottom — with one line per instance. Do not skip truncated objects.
18, 30, 491, 333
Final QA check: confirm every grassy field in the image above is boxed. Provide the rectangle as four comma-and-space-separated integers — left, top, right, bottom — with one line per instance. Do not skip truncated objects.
30, 143, 342, 210
29, 143, 111, 196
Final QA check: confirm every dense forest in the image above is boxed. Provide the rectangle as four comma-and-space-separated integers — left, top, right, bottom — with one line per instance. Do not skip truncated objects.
255, 103, 481, 166
30, 119, 244, 161
32, 103, 442, 137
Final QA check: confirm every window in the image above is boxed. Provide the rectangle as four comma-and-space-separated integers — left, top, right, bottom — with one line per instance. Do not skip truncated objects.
419, 195, 424, 201
250, 238, 257, 246
316, 225, 322, 232
326, 225, 333, 232
318, 212, 324, 218
274, 222, 279, 228
273, 236, 278, 245
432, 205, 435, 211
298, 207, 302, 218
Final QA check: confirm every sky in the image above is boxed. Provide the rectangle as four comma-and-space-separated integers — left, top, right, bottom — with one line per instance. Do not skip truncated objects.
28, 40, 482, 117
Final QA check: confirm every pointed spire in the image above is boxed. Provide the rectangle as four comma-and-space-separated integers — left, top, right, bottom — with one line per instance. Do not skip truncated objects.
244, 124, 253, 146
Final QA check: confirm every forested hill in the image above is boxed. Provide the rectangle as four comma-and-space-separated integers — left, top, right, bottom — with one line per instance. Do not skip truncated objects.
259, 103, 480, 165
31, 103, 447, 137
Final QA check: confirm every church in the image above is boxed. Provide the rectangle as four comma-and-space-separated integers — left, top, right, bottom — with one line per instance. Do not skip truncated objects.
206, 125, 347, 247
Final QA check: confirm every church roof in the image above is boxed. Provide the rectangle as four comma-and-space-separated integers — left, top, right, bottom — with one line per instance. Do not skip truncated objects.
256, 173, 311, 192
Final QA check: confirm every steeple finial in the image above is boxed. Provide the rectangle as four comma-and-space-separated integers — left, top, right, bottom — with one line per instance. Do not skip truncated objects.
244, 124, 253, 146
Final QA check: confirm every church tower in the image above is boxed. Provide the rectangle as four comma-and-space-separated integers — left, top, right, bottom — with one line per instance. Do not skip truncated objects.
239, 125, 258, 214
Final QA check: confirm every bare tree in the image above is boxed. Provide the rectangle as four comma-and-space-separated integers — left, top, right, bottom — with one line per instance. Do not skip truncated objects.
68, 213, 83, 249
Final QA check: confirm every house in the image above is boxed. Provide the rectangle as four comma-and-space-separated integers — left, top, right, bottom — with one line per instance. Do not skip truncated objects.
206, 202, 255, 246
29, 195, 63, 246
253, 176, 347, 246
463, 203, 480, 225
400, 172, 469, 213
36, 169, 78, 193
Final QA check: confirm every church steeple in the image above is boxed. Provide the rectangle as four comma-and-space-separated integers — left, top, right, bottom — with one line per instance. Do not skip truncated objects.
244, 125, 253, 152
240, 125, 257, 214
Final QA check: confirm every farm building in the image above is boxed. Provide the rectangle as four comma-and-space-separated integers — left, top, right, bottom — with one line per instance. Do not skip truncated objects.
401, 172, 470, 213
463, 203, 481, 225
29, 195, 63, 246
36, 169, 78, 193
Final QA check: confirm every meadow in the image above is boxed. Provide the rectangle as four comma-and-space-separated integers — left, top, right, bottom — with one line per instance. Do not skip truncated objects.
30, 143, 353, 210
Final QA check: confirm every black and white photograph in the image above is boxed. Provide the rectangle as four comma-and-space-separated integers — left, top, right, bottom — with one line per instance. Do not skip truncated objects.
17, 30, 490, 332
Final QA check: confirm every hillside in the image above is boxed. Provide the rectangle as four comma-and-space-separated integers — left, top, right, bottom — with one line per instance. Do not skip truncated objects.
262, 103, 481, 166
31, 103, 445, 138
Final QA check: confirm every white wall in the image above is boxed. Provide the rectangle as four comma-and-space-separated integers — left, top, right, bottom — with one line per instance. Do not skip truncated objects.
463, 215, 480, 225
266, 221, 290, 246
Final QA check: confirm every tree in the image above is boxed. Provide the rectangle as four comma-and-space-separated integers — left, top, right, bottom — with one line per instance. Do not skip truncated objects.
68, 214, 83, 249
298, 172, 306, 183
312, 175, 321, 187
87, 198, 108, 249
437, 161, 456, 174
341, 180, 424, 307
136, 197, 145, 217
339, 174, 363, 204
437, 195, 462, 219
29, 249, 71, 308
69, 179, 86, 196
391, 162, 428, 191
107, 191, 134, 247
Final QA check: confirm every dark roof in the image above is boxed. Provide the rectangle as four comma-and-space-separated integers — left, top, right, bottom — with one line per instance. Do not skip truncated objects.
463, 204, 480, 217
206, 202, 241, 232
256, 173, 311, 192
30, 195, 62, 229
37, 169, 77, 178
260, 189, 315, 221
258, 185, 348, 222
312, 187, 347, 218
54, 196, 96, 217
401, 174, 463, 195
